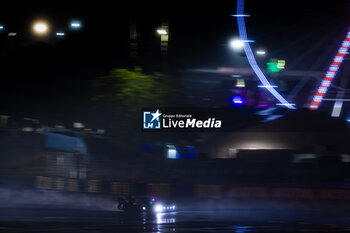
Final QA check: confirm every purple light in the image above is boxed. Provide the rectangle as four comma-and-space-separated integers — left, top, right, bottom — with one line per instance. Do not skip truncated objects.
151, 197, 156, 202
258, 104, 269, 107
232, 96, 244, 105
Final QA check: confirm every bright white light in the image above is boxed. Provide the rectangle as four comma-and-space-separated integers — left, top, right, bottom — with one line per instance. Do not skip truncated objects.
236, 79, 245, 87
231, 14, 250, 17
167, 148, 177, 159
0, 25, 4, 30
142, 206, 146, 211
258, 85, 277, 88
35, 24, 46, 32
33, 22, 48, 34
232, 74, 242, 78
56, 32, 65, 37
157, 29, 168, 35
276, 103, 296, 107
256, 50, 266, 55
8, 32, 17, 37
331, 101, 343, 117
154, 204, 164, 213
230, 39, 244, 50
313, 96, 322, 102
70, 21, 82, 29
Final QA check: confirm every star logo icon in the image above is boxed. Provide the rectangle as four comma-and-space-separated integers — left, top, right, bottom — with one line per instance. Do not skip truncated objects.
143, 109, 162, 129
151, 109, 162, 122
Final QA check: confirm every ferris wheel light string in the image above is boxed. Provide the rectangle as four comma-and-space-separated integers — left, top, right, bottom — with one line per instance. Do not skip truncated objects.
235, 0, 295, 109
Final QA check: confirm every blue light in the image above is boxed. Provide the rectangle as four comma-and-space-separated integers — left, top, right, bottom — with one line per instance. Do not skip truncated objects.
235, 0, 295, 109
258, 85, 278, 88
255, 107, 277, 116
70, 21, 82, 29
232, 95, 244, 105
0, 25, 4, 31
262, 115, 283, 122
276, 103, 296, 107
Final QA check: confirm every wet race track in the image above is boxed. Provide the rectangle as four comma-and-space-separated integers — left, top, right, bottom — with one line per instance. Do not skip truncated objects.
1, 207, 350, 233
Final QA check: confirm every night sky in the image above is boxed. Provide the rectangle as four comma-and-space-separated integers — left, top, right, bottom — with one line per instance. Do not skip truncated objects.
0, 0, 348, 121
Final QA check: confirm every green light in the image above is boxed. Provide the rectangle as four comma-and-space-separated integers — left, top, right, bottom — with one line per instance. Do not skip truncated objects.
267, 62, 280, 73
149, 201, 153, 205
266, 59, 285, 74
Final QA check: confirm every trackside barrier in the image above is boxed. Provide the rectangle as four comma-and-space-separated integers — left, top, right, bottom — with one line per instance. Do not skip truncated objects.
111, 182, 130, 196
35, 176, 44, 189
318, 189, 350, 201
67, 179, 79, 192
194, 184, 221, 198
87, 180, 100, 193
148, 183, 172, 197
34, 177, 350, 202
55, 177, 64, 191
226, 185, 350, 201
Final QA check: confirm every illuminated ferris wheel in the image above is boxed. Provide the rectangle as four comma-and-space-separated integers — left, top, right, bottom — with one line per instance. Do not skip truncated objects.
234, 0, 350, 113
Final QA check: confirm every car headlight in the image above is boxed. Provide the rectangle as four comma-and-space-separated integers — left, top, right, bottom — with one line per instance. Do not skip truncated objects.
154, 204, 164, 213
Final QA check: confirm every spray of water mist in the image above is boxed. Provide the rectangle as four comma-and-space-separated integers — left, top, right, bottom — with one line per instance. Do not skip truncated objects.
0, 187, 118, 211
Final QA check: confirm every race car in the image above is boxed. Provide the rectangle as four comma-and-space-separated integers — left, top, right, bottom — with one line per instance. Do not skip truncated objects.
151, 202, 176, 213
117, 197, 176, 214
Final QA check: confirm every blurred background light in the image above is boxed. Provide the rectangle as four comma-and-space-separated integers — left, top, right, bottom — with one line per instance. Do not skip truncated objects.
231, 14, 250, 17
256, 50, 266, 55
309, 30, 350, 110
229, 39, 244, 50
258, 85, 278, 88
157, 29, 168, 35
167, 148, 177, 159
236, 79, 245, 87
33, 21, 49, 35
232, 95, 244, 105
236, 0, 295, 109
167, 145, 177, 159
70, 21, 82, 29
56, 32, 65, 37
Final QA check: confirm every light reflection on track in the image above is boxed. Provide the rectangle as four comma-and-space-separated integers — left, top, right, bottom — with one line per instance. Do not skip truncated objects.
0, 207, 350, 232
